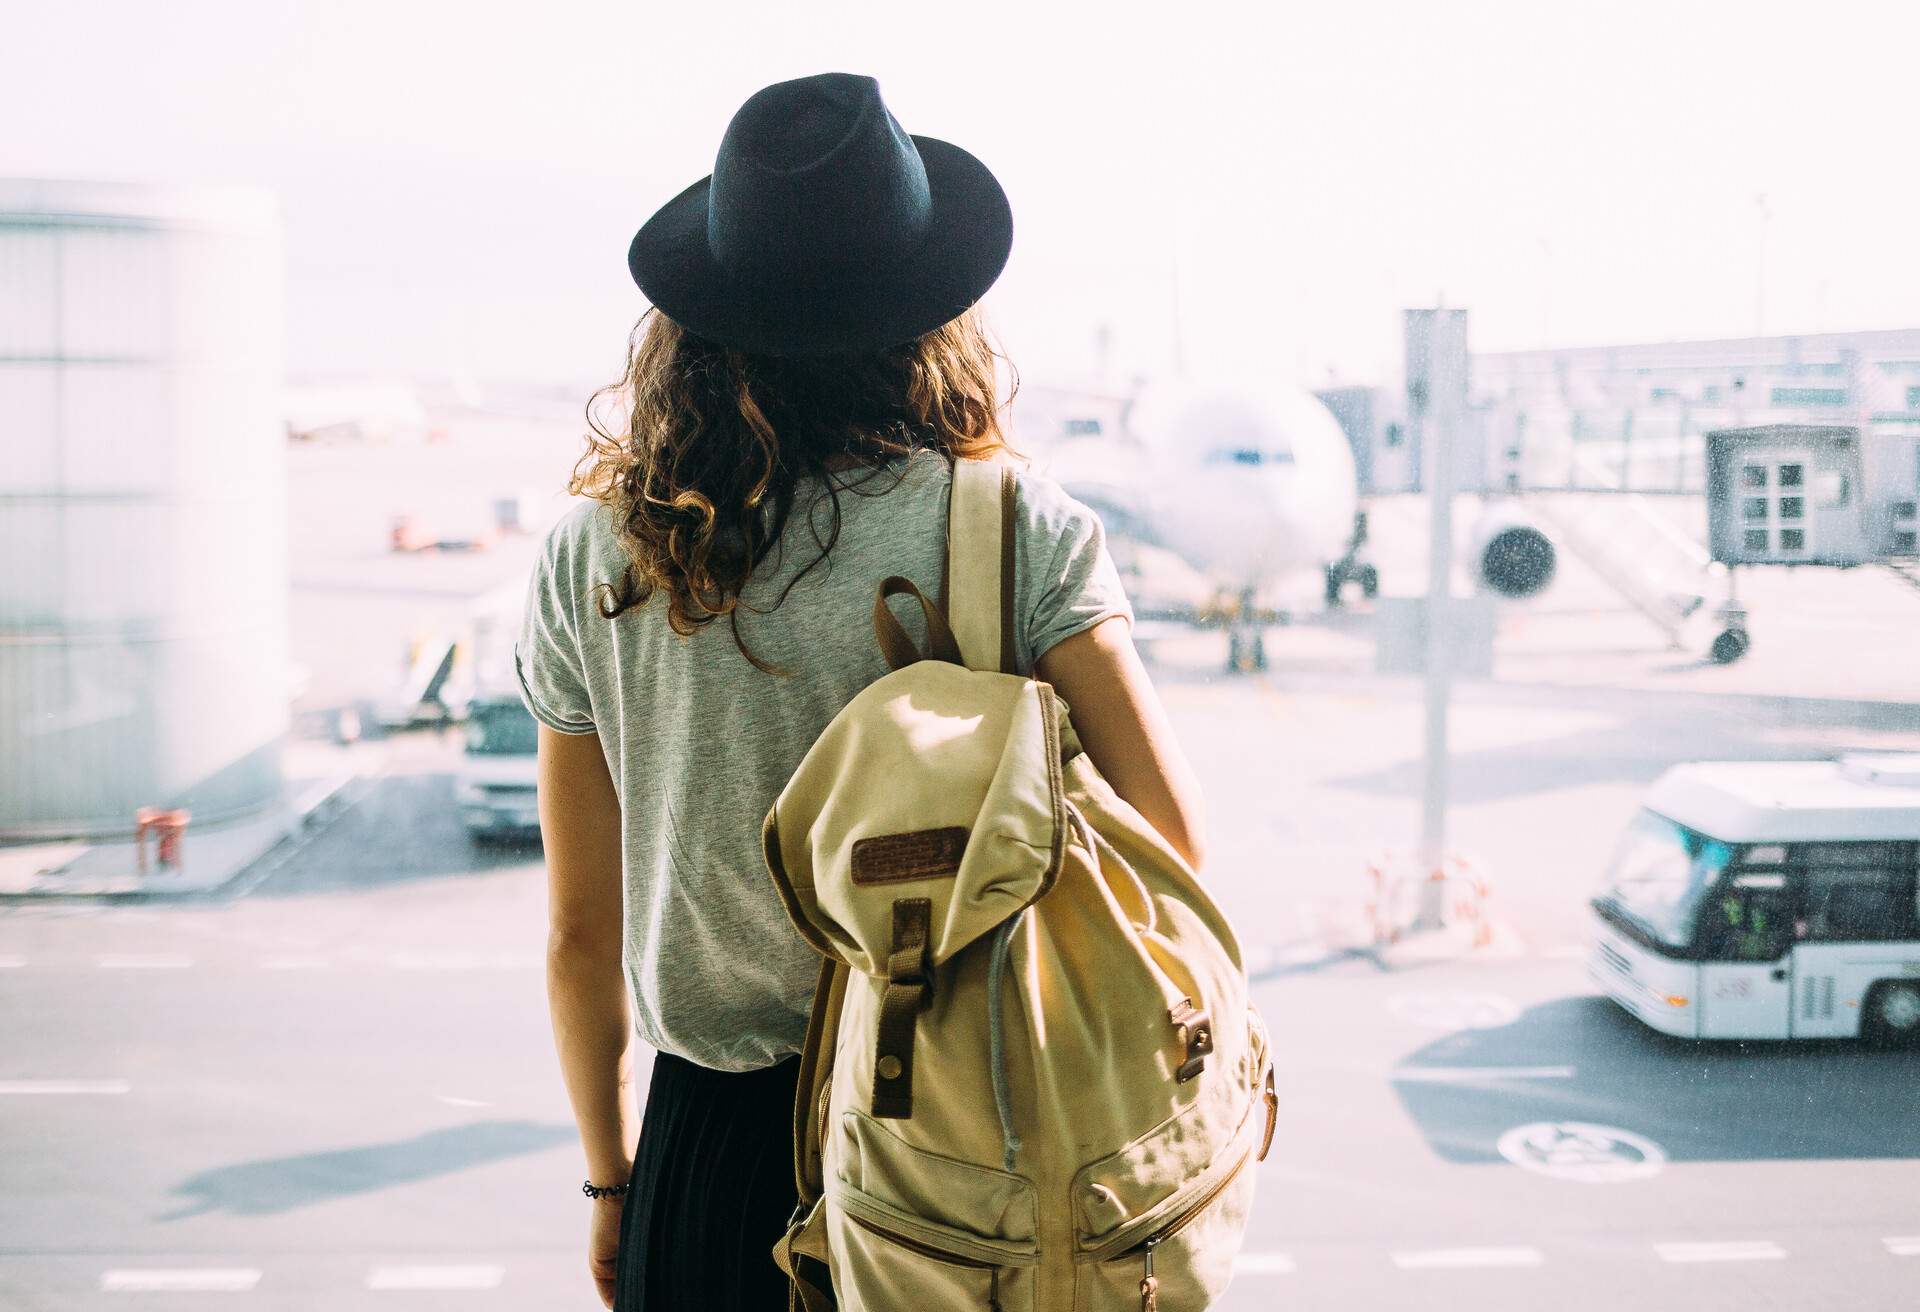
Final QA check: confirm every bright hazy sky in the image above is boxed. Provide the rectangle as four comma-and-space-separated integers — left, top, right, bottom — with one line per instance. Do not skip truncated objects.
8, 1, 1918, 394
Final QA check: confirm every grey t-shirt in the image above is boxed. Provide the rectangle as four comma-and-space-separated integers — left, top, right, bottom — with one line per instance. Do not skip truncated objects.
514, 447, 1134, 1071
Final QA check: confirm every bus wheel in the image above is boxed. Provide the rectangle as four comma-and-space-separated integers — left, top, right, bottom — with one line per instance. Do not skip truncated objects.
1863, 982, 1920, 1047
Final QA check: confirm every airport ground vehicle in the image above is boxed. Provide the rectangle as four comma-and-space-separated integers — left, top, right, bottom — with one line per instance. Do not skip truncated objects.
455, 693, 540, 840
1588, 753, 1920, 1044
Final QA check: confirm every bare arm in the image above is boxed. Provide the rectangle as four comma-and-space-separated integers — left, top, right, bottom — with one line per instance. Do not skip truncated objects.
1035, 616, 1208, 872
537, 722, 638, 1186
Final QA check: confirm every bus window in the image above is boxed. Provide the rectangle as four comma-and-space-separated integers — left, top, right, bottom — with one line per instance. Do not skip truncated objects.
1594, 809, 1736, 949
1794, 845, 1917, 943
1701, 877, 1795, 962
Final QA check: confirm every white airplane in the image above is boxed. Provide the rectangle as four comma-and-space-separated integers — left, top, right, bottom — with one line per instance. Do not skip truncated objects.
1026, 379, 1370, 669
1024, 378, 1557, 672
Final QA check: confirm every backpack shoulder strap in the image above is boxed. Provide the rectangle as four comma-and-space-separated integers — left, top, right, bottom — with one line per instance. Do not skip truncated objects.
945, 457, 1018, 675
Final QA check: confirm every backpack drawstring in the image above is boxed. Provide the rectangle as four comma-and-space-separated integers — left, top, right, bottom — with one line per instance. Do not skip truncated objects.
986, 908, 1025, 1172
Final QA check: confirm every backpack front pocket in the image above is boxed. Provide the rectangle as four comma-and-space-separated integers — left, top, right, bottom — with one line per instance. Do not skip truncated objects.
828, 1192, 1037, 1312
1073, 1143, 1259, 1311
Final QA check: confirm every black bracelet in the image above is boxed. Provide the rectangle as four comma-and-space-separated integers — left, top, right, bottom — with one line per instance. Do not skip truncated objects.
582, 1178, 629, 1200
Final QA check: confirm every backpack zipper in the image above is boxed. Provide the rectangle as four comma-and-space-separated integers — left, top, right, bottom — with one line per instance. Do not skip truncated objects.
1102, 1143, 1254, 1309
843, 1210, 1006, 1308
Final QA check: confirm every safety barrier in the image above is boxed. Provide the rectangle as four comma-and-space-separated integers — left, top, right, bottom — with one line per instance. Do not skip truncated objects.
1362, 848, 1494, 947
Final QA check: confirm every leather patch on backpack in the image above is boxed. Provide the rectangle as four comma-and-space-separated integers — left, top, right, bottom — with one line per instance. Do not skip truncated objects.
850, 827, 969, 886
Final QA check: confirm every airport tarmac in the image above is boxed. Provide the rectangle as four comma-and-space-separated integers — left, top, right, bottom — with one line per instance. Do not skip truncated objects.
3, 681, 1916, 1310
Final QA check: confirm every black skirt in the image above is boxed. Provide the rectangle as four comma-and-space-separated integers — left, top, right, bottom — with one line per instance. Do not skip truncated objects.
613, 1049, 814, 1311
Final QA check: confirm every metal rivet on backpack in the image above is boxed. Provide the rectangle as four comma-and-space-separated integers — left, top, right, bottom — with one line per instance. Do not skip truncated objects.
877, 1055, 903, 1080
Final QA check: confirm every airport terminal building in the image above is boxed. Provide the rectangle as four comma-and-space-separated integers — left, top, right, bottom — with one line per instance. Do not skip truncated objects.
1338, 327, 1920, 502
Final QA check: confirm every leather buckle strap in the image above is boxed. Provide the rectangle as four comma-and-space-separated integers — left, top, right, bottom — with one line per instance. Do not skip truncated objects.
1169, 998, 1213, 1083
871, 898, 933, 1119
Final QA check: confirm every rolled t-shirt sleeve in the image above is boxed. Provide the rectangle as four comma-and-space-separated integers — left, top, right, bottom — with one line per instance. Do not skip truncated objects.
514, 520, 597, 735
1015, 473, 1135, 673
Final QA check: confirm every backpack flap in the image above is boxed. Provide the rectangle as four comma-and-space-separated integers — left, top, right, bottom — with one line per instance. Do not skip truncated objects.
762, 657, 1068, 977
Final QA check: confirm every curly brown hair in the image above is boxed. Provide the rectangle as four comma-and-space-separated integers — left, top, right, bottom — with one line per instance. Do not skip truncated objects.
567, 304, 1021, 674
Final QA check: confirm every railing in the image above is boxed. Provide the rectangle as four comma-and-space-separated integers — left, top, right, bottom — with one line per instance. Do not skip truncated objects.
1519, 447, 1719, 648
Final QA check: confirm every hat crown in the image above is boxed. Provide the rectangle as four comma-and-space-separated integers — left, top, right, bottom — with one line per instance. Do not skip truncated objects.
707, 73, 932, 278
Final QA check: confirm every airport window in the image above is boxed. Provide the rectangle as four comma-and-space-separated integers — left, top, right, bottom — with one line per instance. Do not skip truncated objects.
1742, 465, 1768, 489
1770, 387, 1848, 406
1744, 529, 1769, 551
1780, 528, 1805, 551
1064, 418, 1103, 436
1908, 385, 1920, 409
1779, 463, 1804, 488
1778, 496, 1803, 520
1384, 422, 1403, 447
1893, 501, 1916, 519
1743, 497, 1768, 520
1896, 530, 1917, 553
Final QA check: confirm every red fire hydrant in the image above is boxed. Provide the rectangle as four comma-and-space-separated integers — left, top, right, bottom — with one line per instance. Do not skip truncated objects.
135, 807, 191, 874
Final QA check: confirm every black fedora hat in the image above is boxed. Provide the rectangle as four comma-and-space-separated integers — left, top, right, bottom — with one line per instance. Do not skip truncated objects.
627, 72, 1013, 357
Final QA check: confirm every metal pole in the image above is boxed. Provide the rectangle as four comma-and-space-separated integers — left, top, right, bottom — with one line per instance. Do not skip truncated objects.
1413, 309, 1464, 930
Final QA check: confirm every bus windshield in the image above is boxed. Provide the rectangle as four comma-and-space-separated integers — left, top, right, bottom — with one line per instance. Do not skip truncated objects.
1595, 809, 1737, 949
465, 700, 539, 756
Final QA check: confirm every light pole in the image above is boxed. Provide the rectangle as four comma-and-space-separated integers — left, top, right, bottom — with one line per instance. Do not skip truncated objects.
1410, 308, 1469, 930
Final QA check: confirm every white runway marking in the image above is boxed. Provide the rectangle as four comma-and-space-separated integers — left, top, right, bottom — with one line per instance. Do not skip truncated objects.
0, 955, 26, 968
1387, 990, 1520, 1030
97, 954, 192, 969
389, 952, 540, 970
1655, 1241, 1786, 1263
101, 1268, 261, 1292
1885, 1236, 1920, 1257
1497, 1122, 1667, 1183
259, 955, 333, 970
1234, 1252, 1297, 1274
1393, 1066, 1576, 1083
434, 1094, 492, 1108
0, 1079, 130, 1095
367, 1265, 504, 1290
1392, 1247, 1545, 1269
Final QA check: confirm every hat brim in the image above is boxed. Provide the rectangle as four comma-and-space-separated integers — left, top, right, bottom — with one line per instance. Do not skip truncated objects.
626, 135, 1012, 357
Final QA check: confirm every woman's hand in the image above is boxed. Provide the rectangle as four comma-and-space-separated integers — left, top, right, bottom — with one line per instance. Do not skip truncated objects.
588, 1193, 628, 1308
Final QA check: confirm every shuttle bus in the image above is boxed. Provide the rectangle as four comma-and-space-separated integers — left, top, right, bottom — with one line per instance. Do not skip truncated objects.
1588, 753, 1920, 1044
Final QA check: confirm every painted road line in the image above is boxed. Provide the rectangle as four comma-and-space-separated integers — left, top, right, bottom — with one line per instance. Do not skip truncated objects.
259, 955, 333, 970
0, 1079, 131, 1095
1392, 1247, 1545, 1270
101, 1268, 261, 1292
96, 954, 192, 969
1234, 1253, 1297, 1275
1392, 1066, 1576, 1083
367, 1265, 504, 1291
1885, 1236, 1920, 1257
389, 952, 540, 971
1655, 1241, 1787, 1263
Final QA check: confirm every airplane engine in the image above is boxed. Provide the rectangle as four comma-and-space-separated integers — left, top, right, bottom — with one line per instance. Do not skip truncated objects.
1464, 502, 1556, 598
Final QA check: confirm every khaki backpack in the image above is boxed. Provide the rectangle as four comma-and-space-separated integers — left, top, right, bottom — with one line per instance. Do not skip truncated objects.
765, 456, 1276, 1311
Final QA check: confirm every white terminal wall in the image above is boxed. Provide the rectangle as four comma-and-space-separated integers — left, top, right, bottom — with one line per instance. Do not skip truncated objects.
0, 180, 288, 839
